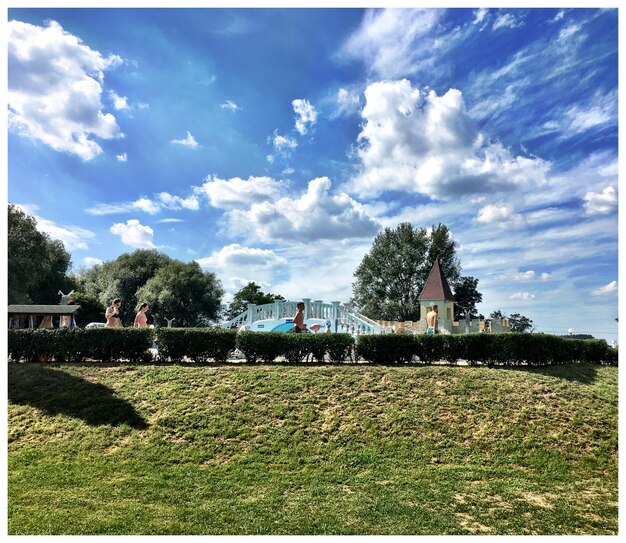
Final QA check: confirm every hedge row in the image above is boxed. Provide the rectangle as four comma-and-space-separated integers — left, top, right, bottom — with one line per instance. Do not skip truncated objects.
8, 328, 154, 363
355, 333, 618, 366
7, 329, 617, 366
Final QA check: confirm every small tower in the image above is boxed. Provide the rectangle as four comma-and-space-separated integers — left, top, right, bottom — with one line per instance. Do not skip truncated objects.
418, 259, 456, 328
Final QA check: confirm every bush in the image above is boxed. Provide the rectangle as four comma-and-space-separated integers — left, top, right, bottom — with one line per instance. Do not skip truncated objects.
236, 332, 287, 363
8, 328, 154, 363
414, 334, 445, 364
157, 328, 236, 363
282, 334, 313, 364
320, 334, 355, 363
356, 334, 415, 364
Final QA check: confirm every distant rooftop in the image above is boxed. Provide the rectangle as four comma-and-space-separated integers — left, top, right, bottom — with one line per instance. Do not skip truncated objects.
418, 259, 455, 302
8, 304, 81, 315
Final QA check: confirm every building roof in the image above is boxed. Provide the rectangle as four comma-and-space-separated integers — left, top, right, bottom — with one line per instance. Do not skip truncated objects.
418, 259, 456, 302
8, 304, 81, 315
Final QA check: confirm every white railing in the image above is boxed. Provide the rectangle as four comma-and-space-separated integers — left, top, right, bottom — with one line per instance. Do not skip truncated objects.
221, 299, 383, 334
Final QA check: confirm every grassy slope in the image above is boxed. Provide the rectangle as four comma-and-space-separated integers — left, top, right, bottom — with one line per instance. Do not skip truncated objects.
8, 363, 617, 535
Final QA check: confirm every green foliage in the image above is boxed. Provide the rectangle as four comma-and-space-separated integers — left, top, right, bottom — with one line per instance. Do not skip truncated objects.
509, 313, 534, 333
414, 334, 446, 364
136, 261, 224, 327
76, 249, 174, 326
355, 334, 416, 364
226, 282, 285, 320
68, 291, 105, 326
490, 309, 506, 320
282, 334, 314, 364
8, 328, 154, 363
156, 328, 237, 363
8, 204, 73, 304
453, 276, 482, 320
352, 223, 463, 322
236, 332, 287, 363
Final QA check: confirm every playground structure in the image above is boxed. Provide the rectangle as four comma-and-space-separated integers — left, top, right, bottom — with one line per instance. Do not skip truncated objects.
220, 260, 510, 335
221, 299, 383, 335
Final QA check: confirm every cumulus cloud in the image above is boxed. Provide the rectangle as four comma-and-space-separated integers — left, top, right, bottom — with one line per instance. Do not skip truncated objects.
171, 131, 199, 148
346, 79, 550, 199
110, 219, 155, 249
116, 152, 128, 162
157, 192, 200, 211
196, 243, 287, 294
220, 100, 241, 111
591, 281, 617, 296
273, 133, 297, 150
83, 256, 103, 267
509, 292, 535, 300
109, 90, 129, 110
292, 98, 317, 135
583, 186, 617, 215
86, 192, 199, 215
504, 270, 551, 281
227, 176, 380, 243
475, 203, 525, 229
341, 8, 446, 79
8, 19, 123, 160
199, 175, 285, 210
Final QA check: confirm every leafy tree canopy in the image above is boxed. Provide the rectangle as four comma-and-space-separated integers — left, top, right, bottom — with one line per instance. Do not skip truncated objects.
136, 261, 224, 327
226, 282, 285, 320
509, 312, 534, 333
68, 291, 106, 327
490, 310, 506, 320
352, 223, 465, 321
453, 276, 482, 320
8, 204, 73, 304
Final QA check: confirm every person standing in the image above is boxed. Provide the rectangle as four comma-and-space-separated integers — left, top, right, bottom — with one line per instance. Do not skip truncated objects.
426, 305, 438, 334
292, 302, 307, 333
105, 298, 123, 328
134, 303, 149, 327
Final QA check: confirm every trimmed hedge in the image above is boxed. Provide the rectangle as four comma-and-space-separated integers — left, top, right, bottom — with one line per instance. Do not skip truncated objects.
8, 328, 154, 363
156, 328, 237, 363
8, 328, 616, 366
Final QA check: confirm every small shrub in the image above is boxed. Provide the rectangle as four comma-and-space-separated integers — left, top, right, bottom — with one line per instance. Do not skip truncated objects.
356, 334, 415, 364
236, 332, 287, 363
156, 328, 236, 363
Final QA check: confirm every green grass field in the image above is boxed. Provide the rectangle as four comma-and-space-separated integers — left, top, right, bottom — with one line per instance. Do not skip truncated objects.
8, 362, 617, 535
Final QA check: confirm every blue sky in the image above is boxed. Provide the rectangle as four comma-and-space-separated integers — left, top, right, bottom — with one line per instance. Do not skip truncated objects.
7, 6, 619, 342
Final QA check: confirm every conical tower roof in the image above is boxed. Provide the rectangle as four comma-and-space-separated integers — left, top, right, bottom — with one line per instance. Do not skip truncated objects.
418, 259, 455, 301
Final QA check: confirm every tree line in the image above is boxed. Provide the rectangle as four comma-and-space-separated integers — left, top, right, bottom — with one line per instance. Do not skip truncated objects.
7, 204, 533, 331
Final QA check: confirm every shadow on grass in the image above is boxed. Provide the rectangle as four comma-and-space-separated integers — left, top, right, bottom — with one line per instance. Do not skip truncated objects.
8, 364, 148, 429
516, 363, 599, 384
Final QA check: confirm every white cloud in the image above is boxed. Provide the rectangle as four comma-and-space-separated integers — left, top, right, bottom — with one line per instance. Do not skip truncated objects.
83, 256, 103, 267
157, 192, 200, 211
341, 8, 446, 79
273, 133, 297, 151
492, 13, 523, 31
14, 203, 96, 251
558, 23, 581, 43
473, 8, 489, 25
157, 218, 185, 224
116, 152, 128, 162
196, 244, 287, 294
220, 100, 241, 111
475, 203, 525, 229
560, 90, 617, 138
509, 292, 535, 300
109, 90, 129, 110
504, 270, 552, 282
292, 98, 317, 135
110, 219, 155, 249
171, 131, 199, 148
552, 10, 565, 23
199, 175, 285, 210
282, 167, 295, 175
335, 87, 361, 117
227, 176, 380, 243
591, 281, 617, 297
133, 197, 161, 214
583, 186, 617, 216
346, 79, 550, 199
8, 19, 123, 160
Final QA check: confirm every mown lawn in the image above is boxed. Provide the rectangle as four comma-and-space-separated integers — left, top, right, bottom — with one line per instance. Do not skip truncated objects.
8, 362, 618, 535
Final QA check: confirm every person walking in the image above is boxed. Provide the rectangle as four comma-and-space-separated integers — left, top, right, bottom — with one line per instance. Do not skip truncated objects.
292, 302, 307, 333
105, 298, 123, 328
134, 303, 149, 327
426, 304, 438, 334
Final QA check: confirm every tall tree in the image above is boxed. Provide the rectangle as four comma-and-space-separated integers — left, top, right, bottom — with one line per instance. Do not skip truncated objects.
352, 222, 463, 321
136, 261, 224, 327
76, 249, 173, 325
509, 313, 534, 333
453, 276, 482, 320
226, 282, 285, 320
68, 291, 106, 326
8, 204, 73, 304
490, 310, 506, 320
